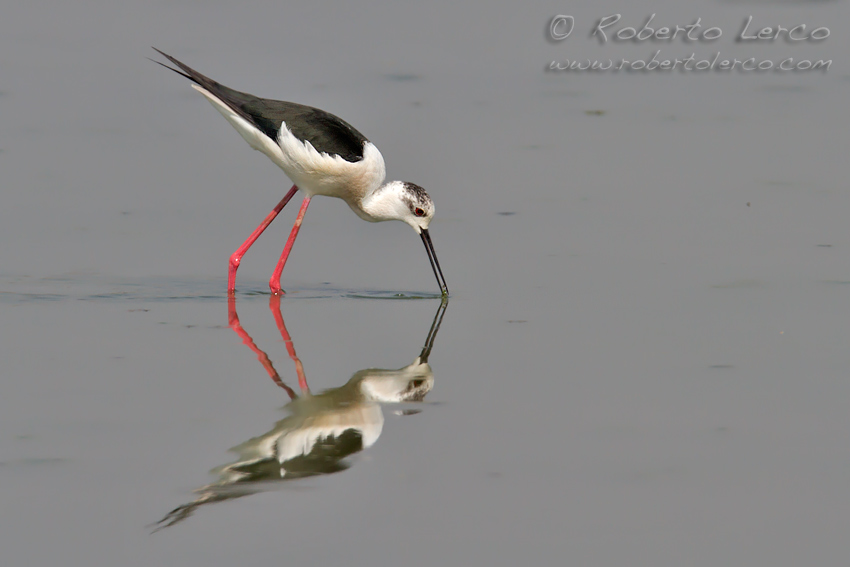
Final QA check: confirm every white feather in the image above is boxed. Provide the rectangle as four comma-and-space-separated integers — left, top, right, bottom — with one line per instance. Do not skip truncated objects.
191, 85, 286, 165
192, 84, 386, 202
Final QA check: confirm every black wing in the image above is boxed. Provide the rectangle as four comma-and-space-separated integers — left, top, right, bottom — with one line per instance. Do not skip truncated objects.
153, 49, 368, 163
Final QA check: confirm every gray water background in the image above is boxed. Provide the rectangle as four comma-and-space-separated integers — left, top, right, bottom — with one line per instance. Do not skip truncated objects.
1, 0, 849, 565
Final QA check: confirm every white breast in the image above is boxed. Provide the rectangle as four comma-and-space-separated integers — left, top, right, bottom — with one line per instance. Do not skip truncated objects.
276, 127, 386, 201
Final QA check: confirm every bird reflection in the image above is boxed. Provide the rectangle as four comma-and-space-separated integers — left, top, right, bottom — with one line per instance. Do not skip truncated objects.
153, 295, 448, 531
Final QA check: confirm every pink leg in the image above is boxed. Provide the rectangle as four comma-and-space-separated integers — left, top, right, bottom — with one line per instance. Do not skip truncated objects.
269, 295, 310, 395
228, 185, 299, 294
269, 195, 312, 296
227, 295, 297, 399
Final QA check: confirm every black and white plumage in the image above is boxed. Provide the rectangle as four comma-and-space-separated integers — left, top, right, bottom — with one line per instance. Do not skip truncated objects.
152, 297, 447, 531
153, 49, 447, 296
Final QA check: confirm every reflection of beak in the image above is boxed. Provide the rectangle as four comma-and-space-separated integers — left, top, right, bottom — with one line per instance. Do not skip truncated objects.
420, 229, 448, 296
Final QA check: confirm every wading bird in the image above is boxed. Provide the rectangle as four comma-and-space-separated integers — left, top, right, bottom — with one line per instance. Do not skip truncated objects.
152, 296, 447, 531
153, 49, 448, 296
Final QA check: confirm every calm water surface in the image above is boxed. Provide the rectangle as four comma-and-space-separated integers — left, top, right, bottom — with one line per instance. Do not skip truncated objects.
2, 0, 849, 565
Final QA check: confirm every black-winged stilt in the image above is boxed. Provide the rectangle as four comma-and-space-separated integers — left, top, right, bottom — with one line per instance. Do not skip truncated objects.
152, 295, 447, 530
152, 49, 448, 296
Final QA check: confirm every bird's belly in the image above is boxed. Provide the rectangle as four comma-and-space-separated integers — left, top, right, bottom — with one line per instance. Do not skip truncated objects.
272, 157, 379, 203
275, 162, 359, 200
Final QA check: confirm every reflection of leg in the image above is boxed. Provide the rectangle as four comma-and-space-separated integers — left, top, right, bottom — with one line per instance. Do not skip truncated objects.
227, 295, 296, 399
269, 295, 310, 395
269, 195, 312, 296
228, 185, 299, 294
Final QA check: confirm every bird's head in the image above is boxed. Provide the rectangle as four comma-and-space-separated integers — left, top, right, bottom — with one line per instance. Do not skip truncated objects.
357, 359, 435, 403
367, 181, 434, 233
399, 181, 435, 234
359, 180, 447, 296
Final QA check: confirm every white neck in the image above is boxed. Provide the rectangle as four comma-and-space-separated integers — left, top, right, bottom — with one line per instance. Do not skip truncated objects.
351, 180, 409, 223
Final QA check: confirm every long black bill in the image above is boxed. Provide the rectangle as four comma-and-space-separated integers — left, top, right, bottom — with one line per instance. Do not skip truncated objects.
419, 295, 448, 363
420, 229, 448, 297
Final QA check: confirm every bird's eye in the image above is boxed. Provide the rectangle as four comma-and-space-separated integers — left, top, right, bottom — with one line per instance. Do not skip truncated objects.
414, 208, 425, 217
